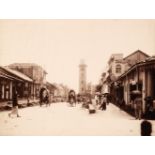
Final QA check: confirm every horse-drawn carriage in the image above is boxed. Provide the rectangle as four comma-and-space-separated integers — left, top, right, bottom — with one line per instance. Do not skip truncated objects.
39, 87, 50, 106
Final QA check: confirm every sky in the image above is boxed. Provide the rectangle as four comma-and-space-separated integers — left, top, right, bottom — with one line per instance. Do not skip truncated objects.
0, 19, 155, 91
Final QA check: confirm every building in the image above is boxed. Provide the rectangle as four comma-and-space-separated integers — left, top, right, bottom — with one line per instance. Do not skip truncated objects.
100, 72, 109, 94
46, 82, 57, 95
123, 50, 150, 69
116, 56, 155, 114
105, 50, 150, 104
100, 54, 125, 96
79, 60, 87, 95
86, 82, 96, 97
45, 82, 57, 102
107, 50, 149, 84
0, 66, 33, 102
8, 63, 47, 98
53, 84, 69, 102
108, 53, 125, 80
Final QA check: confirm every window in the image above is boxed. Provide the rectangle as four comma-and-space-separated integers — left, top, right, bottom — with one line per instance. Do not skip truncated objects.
116, 64, 121, 73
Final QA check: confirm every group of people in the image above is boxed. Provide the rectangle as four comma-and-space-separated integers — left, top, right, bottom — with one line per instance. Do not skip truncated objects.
67, 89, 110, 114
90, 93, 110, 112
7, 87, 153, 136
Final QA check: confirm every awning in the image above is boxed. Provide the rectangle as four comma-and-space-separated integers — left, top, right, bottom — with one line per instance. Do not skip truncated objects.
0, 67, 33, 82
0, 72, 23, 81
0, 74, 13, 80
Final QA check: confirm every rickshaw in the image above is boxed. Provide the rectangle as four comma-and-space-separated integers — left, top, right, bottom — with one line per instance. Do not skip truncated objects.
39, 87, 49, 106
68, 90, 76, 106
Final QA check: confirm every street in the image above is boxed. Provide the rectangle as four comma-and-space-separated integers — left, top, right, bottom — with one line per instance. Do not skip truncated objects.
0, 103, 154, 136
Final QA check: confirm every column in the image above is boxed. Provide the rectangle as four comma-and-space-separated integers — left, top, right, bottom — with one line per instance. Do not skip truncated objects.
142, 69, 146, 113
124, 78, 128, 105
10, 81, 13, 100
147, 71, 151, 96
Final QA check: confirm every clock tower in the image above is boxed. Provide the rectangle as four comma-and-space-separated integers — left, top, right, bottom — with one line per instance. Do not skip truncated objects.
79, 60, 87, 94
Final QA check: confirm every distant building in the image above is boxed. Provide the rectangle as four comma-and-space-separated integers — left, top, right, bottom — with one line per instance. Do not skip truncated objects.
45, 82, 57, 102
79, 60, 87, 94
86, 82, 96, 96
53, 84, 69, 102
46, 82, 57, 95
8, 63, 47, 98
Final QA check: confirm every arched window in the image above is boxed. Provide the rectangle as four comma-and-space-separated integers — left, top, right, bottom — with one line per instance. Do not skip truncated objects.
116, 64, 121, 73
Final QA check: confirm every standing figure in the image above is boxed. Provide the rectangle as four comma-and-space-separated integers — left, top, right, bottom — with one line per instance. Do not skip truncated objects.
44, 89, 50, 107
76, 94, 81, 104
39, 87, 45, 106
94, 95, 99, 105
8, 87, 20, 118
134, 92, 142, 120
99, 95, 107, 110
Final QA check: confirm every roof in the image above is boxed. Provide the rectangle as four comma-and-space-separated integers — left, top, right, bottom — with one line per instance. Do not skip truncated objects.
123, 50, 150, 60
0, 74, 13, 80
8, 63, 39, 67
46, 82, 57, 89
0, 67, 23, 81
0, 67, 33, 82
118, 57, 155, 80
8, 63, 48, 74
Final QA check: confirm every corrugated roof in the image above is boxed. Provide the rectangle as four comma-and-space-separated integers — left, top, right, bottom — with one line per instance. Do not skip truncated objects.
1, 67, 33, 82
0, 68, 23, 81
0, 74, 13, 80
118, 58, 155, 80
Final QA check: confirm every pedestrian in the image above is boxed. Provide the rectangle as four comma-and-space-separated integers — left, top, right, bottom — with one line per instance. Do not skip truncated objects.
8, 87, 20, 118
45, 89, 50, 107
88, 102, 96, 114
92, 96, 97, 111
39, 87, 44, 107
76, 94, 81, 104
99, 95, 107, 110
106, 94, 110, 105
134, 92, 142, 120
94, 94, 99, 105
141, 120, 152, 136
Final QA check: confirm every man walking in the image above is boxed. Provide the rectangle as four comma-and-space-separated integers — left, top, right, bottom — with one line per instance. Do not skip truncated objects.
8, 87, 21, 118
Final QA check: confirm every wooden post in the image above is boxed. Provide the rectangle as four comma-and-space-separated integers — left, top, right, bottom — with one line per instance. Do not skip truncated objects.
142, 68, 146, 113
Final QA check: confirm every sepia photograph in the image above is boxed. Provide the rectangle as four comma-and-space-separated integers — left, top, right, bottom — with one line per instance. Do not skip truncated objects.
0, 19, 155, 136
